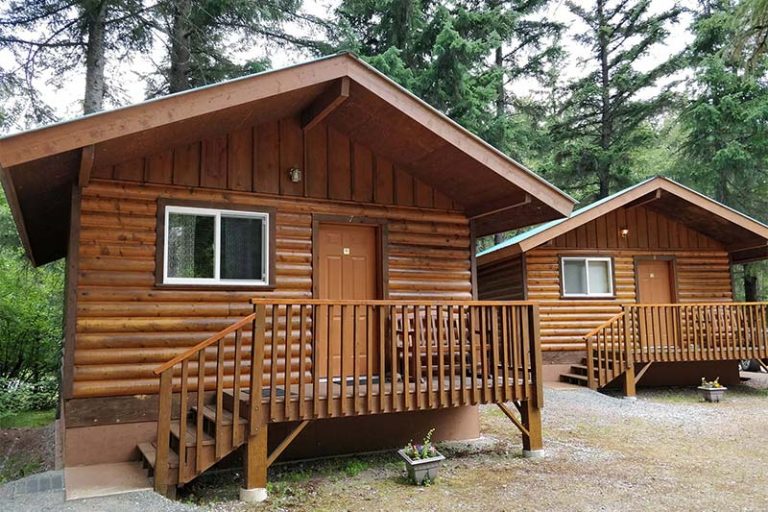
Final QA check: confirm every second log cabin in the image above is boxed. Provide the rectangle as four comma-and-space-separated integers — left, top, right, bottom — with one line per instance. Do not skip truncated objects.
478, 176, 768, 394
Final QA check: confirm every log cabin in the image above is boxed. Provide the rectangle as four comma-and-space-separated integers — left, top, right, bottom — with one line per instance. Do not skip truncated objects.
0, 53, 575, 501
478, 176, 768, 395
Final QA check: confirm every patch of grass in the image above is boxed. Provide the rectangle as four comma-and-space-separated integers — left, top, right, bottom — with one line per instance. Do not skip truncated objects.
342, 458, 369, 477
0, 454, 43, 484
0, 409, 55, 428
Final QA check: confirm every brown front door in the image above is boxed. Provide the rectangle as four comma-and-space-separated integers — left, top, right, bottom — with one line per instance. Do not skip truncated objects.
636, 259, 674, 303
636, 259, 676, 345
316, 223, 379, 378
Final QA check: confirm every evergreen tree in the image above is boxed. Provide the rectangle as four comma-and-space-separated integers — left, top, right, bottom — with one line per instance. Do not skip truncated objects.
334, 0, 560, 158
547, 0, 684, 201
676, 0, 768, 300
148, 0, 327, 94
0, 0, 152, 116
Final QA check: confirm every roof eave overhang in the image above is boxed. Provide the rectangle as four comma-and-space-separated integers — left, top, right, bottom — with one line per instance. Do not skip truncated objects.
0, 53, 575, 266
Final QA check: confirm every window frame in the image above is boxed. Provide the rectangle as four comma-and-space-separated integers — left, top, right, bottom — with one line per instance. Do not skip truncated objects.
559, 256, 615, 298
156, 199, 276, 289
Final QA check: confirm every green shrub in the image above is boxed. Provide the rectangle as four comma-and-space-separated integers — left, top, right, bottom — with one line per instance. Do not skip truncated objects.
0, 376, 59, 414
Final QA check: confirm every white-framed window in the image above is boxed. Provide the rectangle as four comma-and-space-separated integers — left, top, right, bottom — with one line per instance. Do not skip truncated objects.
162, 205, 270, 286
560, 256, 614, 297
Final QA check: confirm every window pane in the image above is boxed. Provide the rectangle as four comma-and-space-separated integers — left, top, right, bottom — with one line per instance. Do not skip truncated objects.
563, 260, 587, 295
221, 216, 265, 281
587, 260, 611, 294
167, 213, 215, 279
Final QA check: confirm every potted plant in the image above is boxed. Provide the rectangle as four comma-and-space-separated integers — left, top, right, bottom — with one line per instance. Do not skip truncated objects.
698, 377, 727, 402
397, 428, 445, 485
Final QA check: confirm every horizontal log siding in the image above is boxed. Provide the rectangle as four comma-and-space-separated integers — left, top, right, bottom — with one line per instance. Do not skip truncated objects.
477, 254, 525, 300
525, 205, 734, 352
72, 124, 470, 399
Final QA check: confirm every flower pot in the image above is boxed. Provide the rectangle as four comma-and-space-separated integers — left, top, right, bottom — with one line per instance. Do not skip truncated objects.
397, 449, 445, 485
698, 386, 727, 403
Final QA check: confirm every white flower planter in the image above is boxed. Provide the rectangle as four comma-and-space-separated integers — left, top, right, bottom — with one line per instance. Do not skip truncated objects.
698, 386, 727, 403
397, 449, 445, 485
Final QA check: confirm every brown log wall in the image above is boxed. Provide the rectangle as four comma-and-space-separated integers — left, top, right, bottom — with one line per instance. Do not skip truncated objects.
70, 117, 471, 399
477, 253, 525, 300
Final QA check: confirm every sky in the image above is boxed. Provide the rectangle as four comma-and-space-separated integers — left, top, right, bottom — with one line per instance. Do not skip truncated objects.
1, 0, 697, 135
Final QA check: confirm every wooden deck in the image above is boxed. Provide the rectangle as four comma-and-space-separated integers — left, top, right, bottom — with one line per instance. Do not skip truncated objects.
583, 303, 768, 393
144, 300, 544, 496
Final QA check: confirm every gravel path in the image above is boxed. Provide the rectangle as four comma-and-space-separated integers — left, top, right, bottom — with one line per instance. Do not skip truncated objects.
2, 371, 767, 511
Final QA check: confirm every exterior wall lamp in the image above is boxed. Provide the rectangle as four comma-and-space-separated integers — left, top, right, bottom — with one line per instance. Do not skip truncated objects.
288, 167, 303, 183
620, 227, 629, 238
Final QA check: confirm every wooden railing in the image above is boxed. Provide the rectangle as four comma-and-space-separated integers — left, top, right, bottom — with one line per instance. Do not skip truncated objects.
250, 300, 542, 422
151, 300, 541, 492
586, 302, 768, 389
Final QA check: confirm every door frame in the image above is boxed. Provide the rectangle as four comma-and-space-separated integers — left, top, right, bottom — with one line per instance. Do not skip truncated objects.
633, 255, 679, 303
311, 214, 389, 299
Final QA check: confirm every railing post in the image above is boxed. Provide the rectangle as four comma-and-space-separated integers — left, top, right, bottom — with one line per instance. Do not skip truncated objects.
154, 369, 173, 496
622, 307, 636, 399
585, 336, 596, 390
250, 304, 266, 435
521, 304, 543, 457
242, 303, 268, 504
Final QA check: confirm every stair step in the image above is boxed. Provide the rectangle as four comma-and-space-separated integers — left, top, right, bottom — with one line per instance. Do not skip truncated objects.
138, 441, 179, 469
192, 405, 247, 427
560, 372, 589, 383
170, 421, 216, 447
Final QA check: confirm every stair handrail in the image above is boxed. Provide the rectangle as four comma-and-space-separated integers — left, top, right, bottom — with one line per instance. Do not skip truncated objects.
153, 313, 257, 375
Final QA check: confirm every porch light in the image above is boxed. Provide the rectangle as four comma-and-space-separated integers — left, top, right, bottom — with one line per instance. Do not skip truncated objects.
288, 166, 303, 183
620, 227, 629, 238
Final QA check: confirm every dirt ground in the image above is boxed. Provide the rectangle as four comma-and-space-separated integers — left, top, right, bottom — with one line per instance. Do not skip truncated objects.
0, 424, 55, 483
185, 372, 768, 512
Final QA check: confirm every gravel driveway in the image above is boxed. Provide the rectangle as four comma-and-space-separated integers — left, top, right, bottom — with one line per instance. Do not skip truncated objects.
3, 372, 767, 511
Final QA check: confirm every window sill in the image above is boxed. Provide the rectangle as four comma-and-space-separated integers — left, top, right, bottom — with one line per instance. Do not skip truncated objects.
154, 283, 277, 292
560, 295, 617, 300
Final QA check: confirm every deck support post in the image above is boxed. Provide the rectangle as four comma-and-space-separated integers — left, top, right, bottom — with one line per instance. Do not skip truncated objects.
622, 364, 637, 399
520, 398, 543, 457
241, 424, 268, 503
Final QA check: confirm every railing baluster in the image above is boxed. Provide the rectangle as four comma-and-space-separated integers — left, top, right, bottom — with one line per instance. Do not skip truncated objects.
520, 307, 531, 400
215, 337, 225, 459
327, 304, 335, 417
402, 304, 410, 410
353, 304, 361, 416
390, 305, 398, 412
312, 304, 320, 418
512, 306, 522, 398
195, 349, 205, 472
232, 330, 242, 445
378, 305, 386, 414
270, 305, 279, 422
500, 306, 510, 403
448, 306, 457, 406
459, 305, 468, 406
179, 360, 189, 482
469, 306, 480, 405
284, 304, 292, 422
490, 306, 500, 404
426, 304, 434, 409
413, 305, 423, 410
368, 305, 375, 414
299, 304, 307, 419
437, 305, 446, 408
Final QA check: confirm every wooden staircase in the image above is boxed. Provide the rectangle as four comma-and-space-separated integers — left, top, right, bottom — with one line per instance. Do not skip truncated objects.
137, 313, 263, 497
560, 357, 625, 387
559, 311, 634, 394
138, 391, 249, 491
